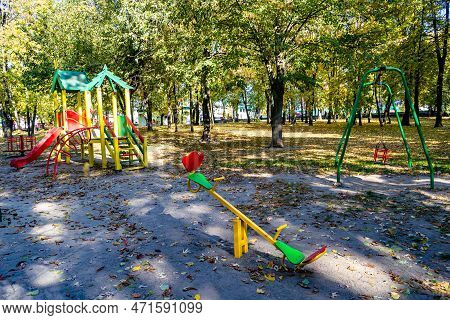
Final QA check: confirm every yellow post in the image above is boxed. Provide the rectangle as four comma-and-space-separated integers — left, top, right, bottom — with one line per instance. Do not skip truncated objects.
233, 218, 242, 258
77, 92, 85, 159
232, 218, 248, 258
124, 89, 133, 165
61, 90, 68, 131
125, 88, 131, 120
97, 87, 107, 169
113, 137, 122, 171
53, 91, 61, 163
77, 92, 83, 123
111, 91, 121, 171
53, 92, 59, 127
61, 90, 70, 164
112, 92, 119, 137
84, 91, 94, 167
143, 136, 148, 167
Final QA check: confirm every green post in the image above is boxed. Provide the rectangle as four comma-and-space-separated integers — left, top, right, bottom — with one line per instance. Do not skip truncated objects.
336, 68, 375, 183
377, 81, 412, 168
392, 104, 412, 168
392, 67, 434, 189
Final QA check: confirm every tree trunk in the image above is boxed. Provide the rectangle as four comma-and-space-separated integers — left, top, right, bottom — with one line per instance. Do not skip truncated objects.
308, 72, 316, 126
265, 89, 272, 124
402, 95, 411, 126
300, 97, 304, 122
327, 107, 332, 124
201, 55, 211, 142
269, 76, 284, 147
1, 78, 14, 137
172, 83, 178, 132
374, 85, 383, 126
14, 107, 22, 131
308, 107, 313, 126
209, 96, 214, 127
291, 99, 296, 124
432, 1, 448, 127
189, 87, 194, 132
30, 103, 37, 136
26, 105, 31, 135
146, 99, 153, 131
434, 60, 445, 127
243, 89, 251, 124
195, 88, 200, 125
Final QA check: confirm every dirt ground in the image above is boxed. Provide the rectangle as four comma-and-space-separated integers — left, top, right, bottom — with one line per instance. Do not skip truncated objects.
0, 149, 448, 300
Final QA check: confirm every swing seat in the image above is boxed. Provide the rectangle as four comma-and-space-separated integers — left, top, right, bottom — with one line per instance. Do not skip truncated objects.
373, 141, 390, 164
373, 148, 390, 164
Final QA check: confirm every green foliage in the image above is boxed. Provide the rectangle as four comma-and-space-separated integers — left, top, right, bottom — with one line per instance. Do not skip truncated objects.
0, 0, 448, 135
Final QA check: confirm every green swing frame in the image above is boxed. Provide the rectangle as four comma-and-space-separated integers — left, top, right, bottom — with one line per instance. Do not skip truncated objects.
335, 66, 434, 189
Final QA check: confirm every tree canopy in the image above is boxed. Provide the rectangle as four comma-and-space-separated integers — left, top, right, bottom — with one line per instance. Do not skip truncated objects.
0, 0, 448, 139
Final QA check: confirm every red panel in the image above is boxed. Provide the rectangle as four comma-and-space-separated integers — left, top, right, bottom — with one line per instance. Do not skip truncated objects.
182, 151, 204, 172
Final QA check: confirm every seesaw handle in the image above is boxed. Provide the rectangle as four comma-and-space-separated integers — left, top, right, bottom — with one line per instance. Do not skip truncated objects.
187, 179, 202, 193
212, 176, 225, 190
273, 224, 287, 240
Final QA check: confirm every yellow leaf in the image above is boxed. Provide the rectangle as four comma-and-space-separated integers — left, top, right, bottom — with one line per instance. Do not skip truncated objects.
186, 262, 194, 267
390, 292, 400, 300
256, 288, 265, 294
194, 293, 201, 300
264, 273, 275, 281
132, 265, 141, 272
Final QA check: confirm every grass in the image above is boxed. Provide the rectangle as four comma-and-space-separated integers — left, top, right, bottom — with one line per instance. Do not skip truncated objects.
1, 117, 448, 176
144, 117, 450, 176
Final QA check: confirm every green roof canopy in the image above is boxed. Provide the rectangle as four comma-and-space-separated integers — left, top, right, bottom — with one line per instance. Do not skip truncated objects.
84, 65, 134, 92
51, 70, 90, 93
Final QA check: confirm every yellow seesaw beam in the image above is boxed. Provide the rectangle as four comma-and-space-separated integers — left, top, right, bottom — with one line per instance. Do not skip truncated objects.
188, 176, 286, 246
208, 190, 277, 245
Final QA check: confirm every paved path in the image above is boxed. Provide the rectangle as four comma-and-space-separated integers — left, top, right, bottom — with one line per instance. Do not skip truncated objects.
0, 155, 448, 299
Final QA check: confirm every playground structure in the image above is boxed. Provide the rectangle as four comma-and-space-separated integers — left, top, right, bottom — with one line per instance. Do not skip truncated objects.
4, 135, 36, 156
182, 151, 327, 268
335, 66, 434, 189
10, 66, 148, 176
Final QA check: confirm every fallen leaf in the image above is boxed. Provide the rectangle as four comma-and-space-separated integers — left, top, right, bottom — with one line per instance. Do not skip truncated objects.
132, 293, 141, 299
26, 290, 40, 296
194, 293, 201, 300
256, 288, 265, 294
390, 292, 400, 300
132, 265, 142, 272
264, 274, 275, 282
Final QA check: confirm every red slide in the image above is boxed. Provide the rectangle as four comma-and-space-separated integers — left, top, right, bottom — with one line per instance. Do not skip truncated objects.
10, 127, 63, 169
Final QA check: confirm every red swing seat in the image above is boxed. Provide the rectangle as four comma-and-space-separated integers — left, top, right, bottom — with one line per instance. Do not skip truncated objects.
373, 141, 390, 164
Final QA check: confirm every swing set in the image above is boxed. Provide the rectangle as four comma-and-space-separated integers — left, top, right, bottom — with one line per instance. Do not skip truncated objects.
335, 66, 434, 189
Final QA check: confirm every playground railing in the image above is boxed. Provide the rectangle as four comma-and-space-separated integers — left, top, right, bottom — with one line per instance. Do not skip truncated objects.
5, 135, 36, 153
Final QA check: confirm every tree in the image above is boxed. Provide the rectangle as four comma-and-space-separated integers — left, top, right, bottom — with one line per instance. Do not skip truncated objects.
430, 0, 449, 127
224, 0, 332, 147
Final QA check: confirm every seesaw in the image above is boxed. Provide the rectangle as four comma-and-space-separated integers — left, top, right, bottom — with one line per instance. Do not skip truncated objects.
182, 151, 327, 268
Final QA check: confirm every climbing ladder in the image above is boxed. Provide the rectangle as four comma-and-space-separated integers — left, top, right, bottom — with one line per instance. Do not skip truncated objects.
103, 115, 147, 170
